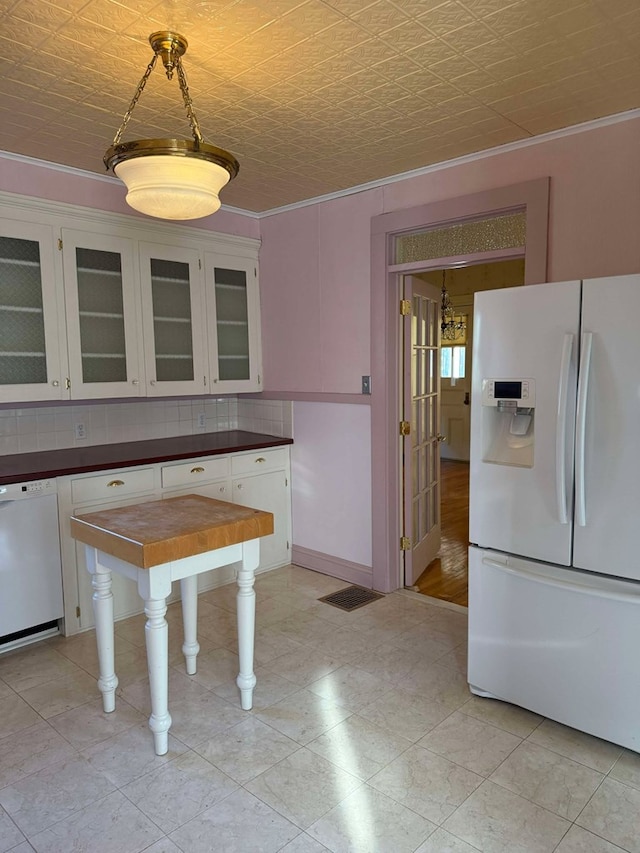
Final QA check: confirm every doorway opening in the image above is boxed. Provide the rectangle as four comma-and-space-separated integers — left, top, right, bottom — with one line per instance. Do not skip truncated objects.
406, 260, 525, 606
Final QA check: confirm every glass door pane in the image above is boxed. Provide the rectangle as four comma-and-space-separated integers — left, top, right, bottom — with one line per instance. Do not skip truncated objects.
0, 235, 47, 385
75, 247, 127, 383
150, 258, 194, 382
214, 266, 249, 382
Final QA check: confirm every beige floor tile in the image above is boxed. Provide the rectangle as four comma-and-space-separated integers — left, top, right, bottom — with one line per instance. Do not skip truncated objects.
117, 665, 211, 715
395, 661, 473, 712
309, 783, 436, 852
528, 719, 624, 773
418, 710, 522, 776
369, 745, 483, 825
434, 643, 468, 674
195, 716, 299, 784
252, 626, 305, 665
0, 806, 26, 851
122, 750, 237, 834
460, 695, 544, 738
82, 721, 189, 787
168, 787, 299, 852
48, 696, 145, 749
212, 666, 299, 711
443, 779, 570, 853
279, 834, 330, 852
490, 740, 604, 820
265, 645, 344, 688
357, 685, 452, 743
0, 754, 115, 836
255, 688, 352, 745
306, 663, 392, 712
415, 826, 484, 852
0, 692, 42, 740
576, 777, 640, 853
245, 746, 361, 830
188, 646, 239, 691
167, 691, 247, 749
19, 669, 98, 718
306, 715, 412, 780
142, 839, 182, 852
0, 681, 13, 700
0, 646, 80, 693
28, 790, 163, 853
609, 749, 640, 791
555, 824, 630, 852
0, 720, 76, 788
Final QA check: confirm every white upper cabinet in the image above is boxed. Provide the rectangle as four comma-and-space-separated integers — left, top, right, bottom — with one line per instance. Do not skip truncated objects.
62, 229, 144, 399
139, 242, 207, 397
0, 193, 261, 402
0, 218, 67, 402
205, 252, 262, 393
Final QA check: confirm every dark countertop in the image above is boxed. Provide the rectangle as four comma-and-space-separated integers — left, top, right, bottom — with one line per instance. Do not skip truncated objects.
0, 431, 293, 485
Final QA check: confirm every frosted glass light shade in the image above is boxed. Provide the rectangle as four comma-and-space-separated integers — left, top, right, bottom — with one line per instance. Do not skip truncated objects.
115, 155, 231, 220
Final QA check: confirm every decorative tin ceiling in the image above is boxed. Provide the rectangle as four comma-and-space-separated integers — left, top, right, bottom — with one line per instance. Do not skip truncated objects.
1, 0, 639, 212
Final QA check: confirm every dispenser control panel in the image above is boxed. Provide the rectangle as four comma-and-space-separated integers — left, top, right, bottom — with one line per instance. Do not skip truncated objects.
481, 378, 535, 407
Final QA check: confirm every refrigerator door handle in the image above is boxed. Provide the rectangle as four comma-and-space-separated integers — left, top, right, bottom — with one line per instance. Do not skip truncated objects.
480, 555, 639, 604
555, 333, 574, 524
575, 331, 593, 527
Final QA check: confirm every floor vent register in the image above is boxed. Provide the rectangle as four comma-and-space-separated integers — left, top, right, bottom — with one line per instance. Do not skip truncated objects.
318, 585, 384, 612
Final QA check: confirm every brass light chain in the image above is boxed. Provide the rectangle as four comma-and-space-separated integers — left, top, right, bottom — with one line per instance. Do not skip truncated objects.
111, 54, 158, 147
175, 59, 204, 145
110, 43, 204, 149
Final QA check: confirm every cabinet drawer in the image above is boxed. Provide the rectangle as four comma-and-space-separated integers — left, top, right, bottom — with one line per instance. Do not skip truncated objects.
161, 456, 230, 489
71, 468, 155, 505
231, 447, 289, 476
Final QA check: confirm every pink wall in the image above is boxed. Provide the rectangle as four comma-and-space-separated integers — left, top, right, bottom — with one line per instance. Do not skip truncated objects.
0, 156, 259, 240
260, 116, 640, 396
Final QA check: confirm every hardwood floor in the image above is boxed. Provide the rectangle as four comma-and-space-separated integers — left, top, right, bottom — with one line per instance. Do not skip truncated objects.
414, 459, 469, 607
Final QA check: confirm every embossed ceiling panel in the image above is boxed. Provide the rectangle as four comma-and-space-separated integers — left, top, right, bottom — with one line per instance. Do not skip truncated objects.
0, 0, 639, 211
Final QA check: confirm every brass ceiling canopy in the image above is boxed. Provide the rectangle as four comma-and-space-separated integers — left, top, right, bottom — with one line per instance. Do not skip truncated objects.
104, 31, 239, 221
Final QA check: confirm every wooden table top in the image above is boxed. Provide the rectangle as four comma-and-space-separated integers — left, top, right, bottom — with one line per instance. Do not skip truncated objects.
70, 494, 274, 569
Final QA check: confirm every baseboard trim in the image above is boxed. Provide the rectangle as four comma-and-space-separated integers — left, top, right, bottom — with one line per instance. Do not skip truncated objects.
291, 546, 373, 589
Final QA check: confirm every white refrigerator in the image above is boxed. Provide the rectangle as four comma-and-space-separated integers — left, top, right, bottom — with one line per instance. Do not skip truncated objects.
468, 274, 640, 752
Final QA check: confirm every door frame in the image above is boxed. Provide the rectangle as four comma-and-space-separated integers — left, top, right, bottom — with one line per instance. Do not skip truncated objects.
370, 178, 550, 592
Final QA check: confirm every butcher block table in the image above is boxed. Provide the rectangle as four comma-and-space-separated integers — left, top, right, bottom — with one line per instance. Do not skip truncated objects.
70, 493, 273, 755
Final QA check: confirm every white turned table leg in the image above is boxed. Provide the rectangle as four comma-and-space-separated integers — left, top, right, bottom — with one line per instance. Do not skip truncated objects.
236, 539, 259, 710
144, 597, 171, 756
87, 548, 118, 713
180, 574, 200, 675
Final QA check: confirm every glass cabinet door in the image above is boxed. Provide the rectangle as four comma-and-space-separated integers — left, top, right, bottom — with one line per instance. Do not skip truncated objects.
62, 230, 143, 399
139, 243, 206, 396
205, 252, 261, 393
0, 219, 65, 402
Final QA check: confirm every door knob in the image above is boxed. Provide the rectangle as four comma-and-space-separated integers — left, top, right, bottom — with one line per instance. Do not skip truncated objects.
464, 392, 470, 406
437, 434, 446, 442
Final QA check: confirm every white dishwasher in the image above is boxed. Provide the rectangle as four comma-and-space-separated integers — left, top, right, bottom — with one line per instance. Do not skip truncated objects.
0, 478, 64, 648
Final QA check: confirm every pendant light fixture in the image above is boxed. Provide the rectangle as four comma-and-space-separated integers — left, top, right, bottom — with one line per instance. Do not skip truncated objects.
104, 32, 239, 221
440, 270, 467, 341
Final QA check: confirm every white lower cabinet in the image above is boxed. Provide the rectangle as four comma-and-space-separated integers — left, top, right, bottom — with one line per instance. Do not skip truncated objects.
58, 445, 291, 635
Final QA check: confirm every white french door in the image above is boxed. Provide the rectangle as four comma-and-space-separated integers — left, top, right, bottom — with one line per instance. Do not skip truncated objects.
402, 276, 442, 587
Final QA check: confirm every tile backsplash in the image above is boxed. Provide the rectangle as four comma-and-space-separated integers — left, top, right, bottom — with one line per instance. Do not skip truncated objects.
0, 398, 292, 455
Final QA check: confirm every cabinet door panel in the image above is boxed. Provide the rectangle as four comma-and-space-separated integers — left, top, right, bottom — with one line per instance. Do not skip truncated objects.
139, 243, 206, 396
62, 230, 143, 398
0, 220, 65, 401
233, 470, 290, 570
205, 252, 262, 393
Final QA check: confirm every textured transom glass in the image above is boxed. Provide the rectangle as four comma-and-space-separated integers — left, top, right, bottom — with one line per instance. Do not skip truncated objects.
395, 212, 526, 265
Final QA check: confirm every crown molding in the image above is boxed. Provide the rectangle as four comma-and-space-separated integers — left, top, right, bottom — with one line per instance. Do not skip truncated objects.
1, 108, 638, 220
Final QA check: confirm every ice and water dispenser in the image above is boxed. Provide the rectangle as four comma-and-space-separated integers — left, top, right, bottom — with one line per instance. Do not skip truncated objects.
480, 378, 535, 467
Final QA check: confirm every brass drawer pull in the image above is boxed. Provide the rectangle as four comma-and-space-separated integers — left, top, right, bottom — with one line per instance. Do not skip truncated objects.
107, 479, 125, 487
191, 466, 205, 474
255, 457, 266, 463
